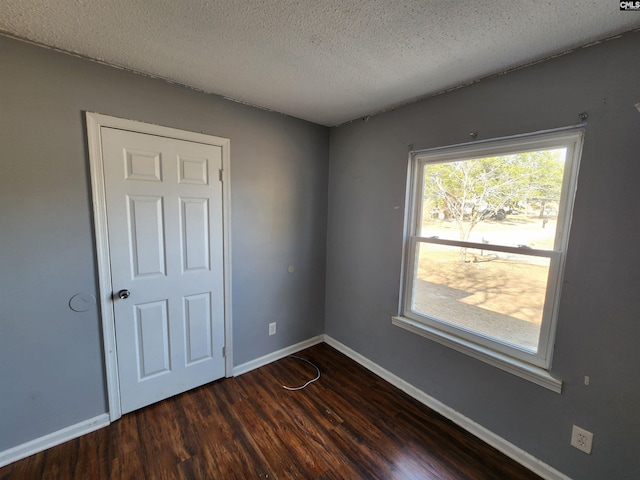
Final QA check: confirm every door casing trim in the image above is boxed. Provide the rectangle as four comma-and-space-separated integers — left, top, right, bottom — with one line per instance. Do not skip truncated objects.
85, 112, 233, 421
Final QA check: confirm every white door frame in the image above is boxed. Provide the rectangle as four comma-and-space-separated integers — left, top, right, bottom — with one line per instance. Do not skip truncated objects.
85, 112, 233, 422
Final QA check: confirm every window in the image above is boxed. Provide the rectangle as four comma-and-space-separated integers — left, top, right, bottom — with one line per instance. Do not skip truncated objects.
394, 129, 583, 390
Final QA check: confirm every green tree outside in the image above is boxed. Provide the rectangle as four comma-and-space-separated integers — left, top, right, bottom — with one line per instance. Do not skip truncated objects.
422, 149, 566, 245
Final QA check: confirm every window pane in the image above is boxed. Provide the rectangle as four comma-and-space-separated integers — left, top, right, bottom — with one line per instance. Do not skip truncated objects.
411, 242, 551, 353
420, 148, 566, 250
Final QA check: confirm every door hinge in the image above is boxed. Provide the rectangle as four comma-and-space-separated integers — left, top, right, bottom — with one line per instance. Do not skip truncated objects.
222, 346, 227, 358
219, 169, 223, 182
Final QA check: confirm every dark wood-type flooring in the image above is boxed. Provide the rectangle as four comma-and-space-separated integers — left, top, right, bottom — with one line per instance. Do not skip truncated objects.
0, 342, 542, 479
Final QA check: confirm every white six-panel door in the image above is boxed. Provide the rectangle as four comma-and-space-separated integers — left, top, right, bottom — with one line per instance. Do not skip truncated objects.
101, 127, 226, 414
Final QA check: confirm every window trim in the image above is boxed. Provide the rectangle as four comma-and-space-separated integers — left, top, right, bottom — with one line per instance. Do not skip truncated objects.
395, 127, 584, 391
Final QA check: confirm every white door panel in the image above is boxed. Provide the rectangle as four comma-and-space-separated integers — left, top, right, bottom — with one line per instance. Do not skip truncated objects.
101, 127, 225, 414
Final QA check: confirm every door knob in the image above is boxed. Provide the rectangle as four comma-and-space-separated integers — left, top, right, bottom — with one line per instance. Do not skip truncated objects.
118, 289, 131, 300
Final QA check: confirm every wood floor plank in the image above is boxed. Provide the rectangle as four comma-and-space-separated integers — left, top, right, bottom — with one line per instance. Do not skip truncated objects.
0, 343, 542, 479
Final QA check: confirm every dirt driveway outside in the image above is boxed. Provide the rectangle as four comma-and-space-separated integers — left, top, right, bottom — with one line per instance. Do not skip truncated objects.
413, 215, 556, 352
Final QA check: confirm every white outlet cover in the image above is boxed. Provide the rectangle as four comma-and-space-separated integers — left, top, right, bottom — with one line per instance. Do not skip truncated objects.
570, 425, 593, 454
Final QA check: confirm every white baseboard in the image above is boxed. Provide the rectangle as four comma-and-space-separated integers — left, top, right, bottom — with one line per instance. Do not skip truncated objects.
0, 335, 324, 469
0, 413, 110, 468
1, 336, 570, 478
323, 335, 571, 480
232, 334, 324, 377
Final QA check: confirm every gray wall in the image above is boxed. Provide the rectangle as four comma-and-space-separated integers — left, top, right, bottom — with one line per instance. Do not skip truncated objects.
325, 31, 640, 479
0, 35, 328, 451
3, 27, 639, 480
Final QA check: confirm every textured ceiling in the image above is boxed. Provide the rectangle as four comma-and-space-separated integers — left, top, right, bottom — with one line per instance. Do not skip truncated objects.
2, 1, 639, 126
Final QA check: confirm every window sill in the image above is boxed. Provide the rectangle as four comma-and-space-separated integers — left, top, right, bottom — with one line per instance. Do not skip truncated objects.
392, 316, 562, 393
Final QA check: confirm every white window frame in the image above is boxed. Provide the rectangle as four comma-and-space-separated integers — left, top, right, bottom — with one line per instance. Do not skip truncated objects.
393, 128, 584, 392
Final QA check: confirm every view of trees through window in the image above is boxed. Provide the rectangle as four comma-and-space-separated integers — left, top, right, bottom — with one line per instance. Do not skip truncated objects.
411, 148, 567, 352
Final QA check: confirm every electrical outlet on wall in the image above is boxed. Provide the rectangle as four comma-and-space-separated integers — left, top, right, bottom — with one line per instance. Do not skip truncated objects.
570, 425, 593, 454
269, 322, 276, 336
